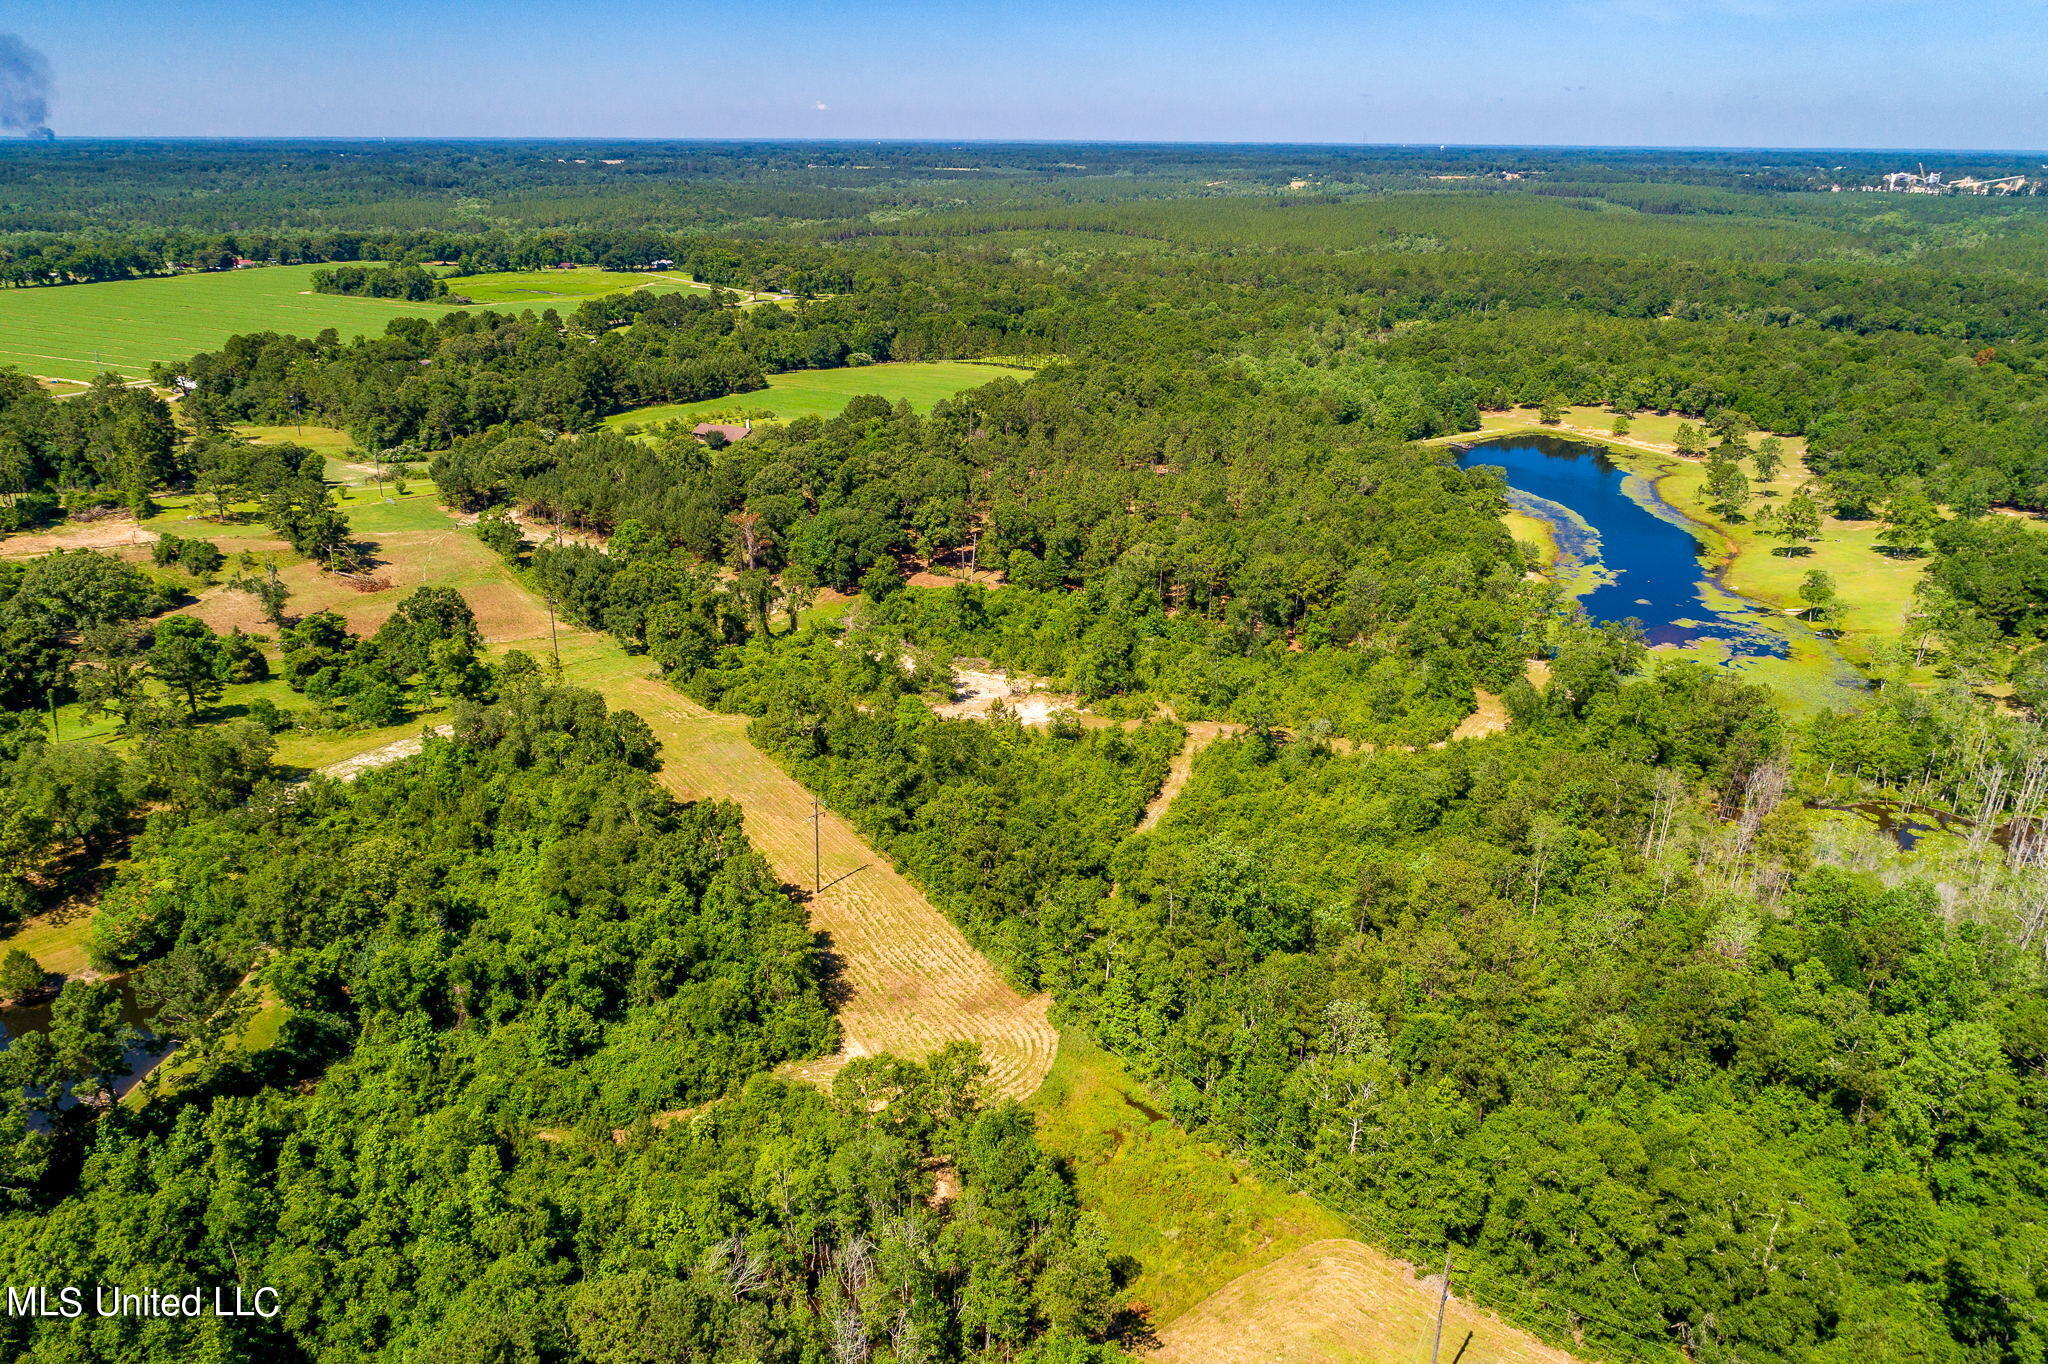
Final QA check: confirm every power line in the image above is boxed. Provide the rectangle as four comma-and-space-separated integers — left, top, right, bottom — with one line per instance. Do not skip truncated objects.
1085, 1023, 1688, 1361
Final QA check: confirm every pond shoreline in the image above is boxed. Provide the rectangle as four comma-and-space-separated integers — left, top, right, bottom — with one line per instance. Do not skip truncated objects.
1446, 424, 1868, 713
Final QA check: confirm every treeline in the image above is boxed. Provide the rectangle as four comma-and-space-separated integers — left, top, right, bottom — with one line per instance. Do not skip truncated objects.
161, 277, 1036, 447
1378, 309, 2048, 510
309, 261, 449, 301
0, 372, 181, 524
11, 139, 1998, 237
443, 363, 1528, 644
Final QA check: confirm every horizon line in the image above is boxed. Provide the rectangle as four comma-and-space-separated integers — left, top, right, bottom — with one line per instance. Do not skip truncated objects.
4, 135, 2048, 158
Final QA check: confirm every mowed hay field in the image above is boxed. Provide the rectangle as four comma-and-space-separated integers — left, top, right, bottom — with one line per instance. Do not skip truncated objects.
0, 264, 458, 383
445, 268, 768, 307
1151, 1240, 1587, 1364
0, 263, 773, 385
445, 268, 663, 305
560, 644, 1060, 1103
603, 361, 1033, 429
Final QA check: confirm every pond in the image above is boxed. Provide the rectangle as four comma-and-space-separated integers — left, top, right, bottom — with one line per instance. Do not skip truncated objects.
1455, 433, 1801, 657
0, 979, 170, 1106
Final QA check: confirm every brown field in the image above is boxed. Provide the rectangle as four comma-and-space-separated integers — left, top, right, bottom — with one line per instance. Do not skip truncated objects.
164, 502, 543, 643
1150, 1239, 1588, 1364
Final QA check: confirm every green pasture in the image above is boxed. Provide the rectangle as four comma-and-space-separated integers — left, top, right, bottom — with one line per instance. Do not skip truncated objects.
442, 268, 656, 305
0, 264, 460, 384
0, 261, 795, 387
604, 361, 1033, 430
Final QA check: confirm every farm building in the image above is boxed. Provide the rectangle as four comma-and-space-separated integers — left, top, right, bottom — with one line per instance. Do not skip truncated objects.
692, 422, 752, 445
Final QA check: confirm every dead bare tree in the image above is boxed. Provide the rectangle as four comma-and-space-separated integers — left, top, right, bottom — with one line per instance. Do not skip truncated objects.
727, 509, 769, 570
1726, 758, 1790, 889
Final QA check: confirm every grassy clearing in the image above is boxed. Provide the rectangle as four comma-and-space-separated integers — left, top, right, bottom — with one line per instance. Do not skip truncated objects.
440, 268, 775, 307
1151, 1238, 1586, 1364
0, 904, 97, 976
148, 487, 535, 643
1653, 450, 1925, 664
0, 264, 457, 383
603, 361, 1033, 430
1029, 1028, 1350, 1323
41, 671, 453, 778
442, 268, 653, 305
236, 422, 356, 455
133, 983, 291, 1107
1027, 1033, 1588, 1360
1481, 404, 1808, 462
234, 423, 376, 486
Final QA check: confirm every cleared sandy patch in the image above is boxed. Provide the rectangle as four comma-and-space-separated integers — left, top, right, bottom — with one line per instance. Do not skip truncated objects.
317, 724, 453, 782
904, 566, 1006, 589
452, 505, 608, 551
1, 517, 158, 556
932, 663, 1082, 727
1150, 1239, 1586, 1364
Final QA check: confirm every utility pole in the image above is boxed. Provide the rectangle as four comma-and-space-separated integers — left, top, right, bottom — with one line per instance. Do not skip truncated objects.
812, 791, 821, 895
547, 595, 561, 678
1429, 1248, 1454, 1364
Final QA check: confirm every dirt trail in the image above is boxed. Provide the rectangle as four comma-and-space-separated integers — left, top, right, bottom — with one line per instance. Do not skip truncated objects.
1129, 689, 1510, 830
1136, 721, 1234, 832
1150, 1239, 1586, 1364
315, 725, 454, 782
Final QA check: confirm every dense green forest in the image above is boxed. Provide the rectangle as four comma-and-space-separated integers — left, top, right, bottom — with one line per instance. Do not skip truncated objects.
10, 141, 2048, 1362
510, 508, 2048, 1359
0, 679, 1135, 1363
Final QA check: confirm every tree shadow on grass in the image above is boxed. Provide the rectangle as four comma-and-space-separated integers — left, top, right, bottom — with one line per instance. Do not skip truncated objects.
801, 924, 855, 1013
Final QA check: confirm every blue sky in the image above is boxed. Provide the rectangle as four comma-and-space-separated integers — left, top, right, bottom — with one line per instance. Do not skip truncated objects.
8, 0, 2047, 149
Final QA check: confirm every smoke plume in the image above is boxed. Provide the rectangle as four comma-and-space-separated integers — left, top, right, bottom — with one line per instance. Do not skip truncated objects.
0, 35, 53, 140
